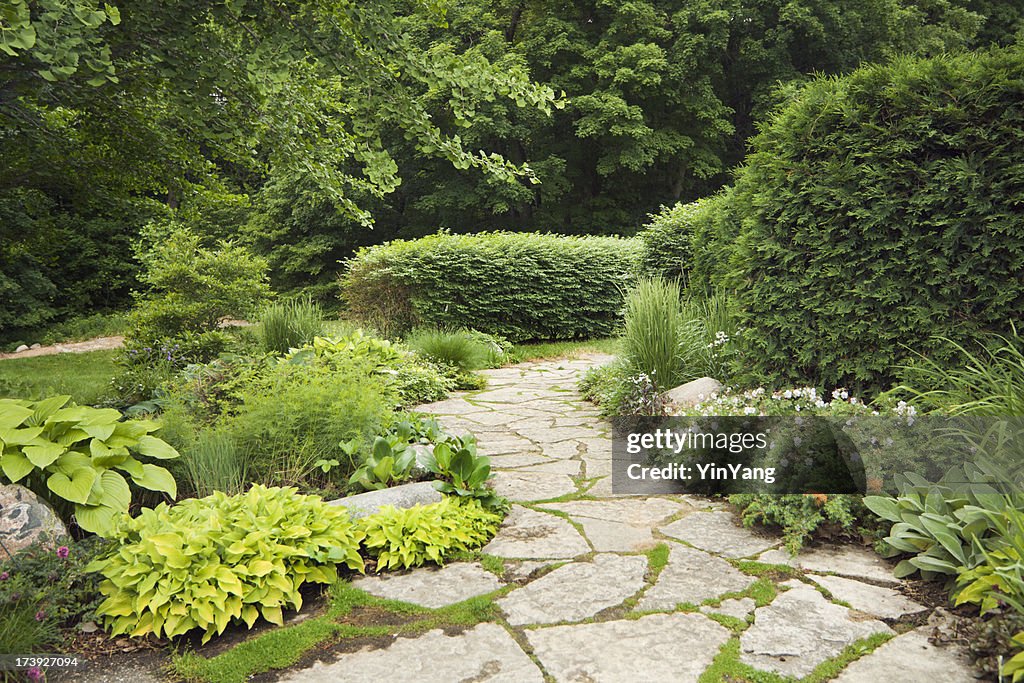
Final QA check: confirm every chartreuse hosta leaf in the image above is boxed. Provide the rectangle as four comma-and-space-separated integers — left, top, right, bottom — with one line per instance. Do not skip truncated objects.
89, 485, 366, 643
0, 395, 181, 536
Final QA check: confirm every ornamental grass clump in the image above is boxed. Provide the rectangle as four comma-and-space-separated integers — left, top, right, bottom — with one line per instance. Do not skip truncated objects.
622, 277, 686, 390
87, 485, 365, 643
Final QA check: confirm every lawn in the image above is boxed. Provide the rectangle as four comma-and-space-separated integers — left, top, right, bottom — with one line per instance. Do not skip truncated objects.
0, 350, 118, 406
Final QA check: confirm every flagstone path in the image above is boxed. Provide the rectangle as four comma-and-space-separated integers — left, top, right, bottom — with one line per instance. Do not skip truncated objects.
285, 355, 980, 682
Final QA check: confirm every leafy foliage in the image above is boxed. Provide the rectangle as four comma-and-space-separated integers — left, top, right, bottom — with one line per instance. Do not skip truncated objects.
865, 466, 1015, 580
0, 396, 179, 535
622, 278, 685, 391
725, 44, 1024, 393
405, 328, 492, 373
343, 232, 641, 340
420, 435, 503, 510
0, 535, 108, 628
359, 498, 502, 570
731, 493, 869, 554
126, 226, 271, 358
86, 486, 365, 643
638, 191, 737, 287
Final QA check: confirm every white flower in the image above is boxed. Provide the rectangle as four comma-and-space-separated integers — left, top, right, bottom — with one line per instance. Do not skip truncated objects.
784, 390, 793, 399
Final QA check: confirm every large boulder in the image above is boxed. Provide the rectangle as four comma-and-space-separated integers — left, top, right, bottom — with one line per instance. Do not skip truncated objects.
326, 481, 443, 519
0, 485, 68, 557
665, 377, 723, 408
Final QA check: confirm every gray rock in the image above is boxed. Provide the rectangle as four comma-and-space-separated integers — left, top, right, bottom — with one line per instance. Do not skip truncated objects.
482, 505, 590, 559
756, 548, 796, 566
498, 553, 647, 625
490, 470, 578, 501
325, 481, 443, 519
539, 498, 686, 552
29, 343, 41, 349
665, 377, 723, 407
832, 628, 977, 682
278, 623, 543, 682
14, 345, 28, 353
351, 562, 502, 608
809, 574, 926, 619
637, 545, 754, 611
527, 613, 730, 682
702, 597, 756, 620
0, 484, 68, 556
740, 581, 893, 678
796, 545, 900, 586
660, 511, 778, 558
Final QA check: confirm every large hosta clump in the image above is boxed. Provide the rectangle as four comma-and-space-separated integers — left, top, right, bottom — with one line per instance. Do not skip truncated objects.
86, 485, 364, 642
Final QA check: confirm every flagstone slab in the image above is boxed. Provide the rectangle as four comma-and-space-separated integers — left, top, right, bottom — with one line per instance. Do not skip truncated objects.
637, 545, 755, 611
660, 511, 778, 558
513, 459, 583, 476
831, 628, 977, 682
414, 398, 489, 415
351, 562, 501, 609
498, 554, 647, 625
488, 453, 554, 469
540, 440, 584, 459
701, 597, 756, 620
482, 506, 590, 559
278, 623, 543, 683
740, 581, 893, 678
491, 470, 578, 501
796, 545, 900, 586
540, 498, 687, 526
809, 574, 926, 619
526, 613, 729, 682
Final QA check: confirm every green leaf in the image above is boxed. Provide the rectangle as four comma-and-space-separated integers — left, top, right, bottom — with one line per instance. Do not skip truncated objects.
134, 435, 180, 460
47, 467, 98, 504
98, 470, 132, 511
863, 495, 902, 523
23, 441, 66, 468
74, 502, 121, 536
130, 463, 177, 497
0, 403, 33, 429
1, 451, 35, 482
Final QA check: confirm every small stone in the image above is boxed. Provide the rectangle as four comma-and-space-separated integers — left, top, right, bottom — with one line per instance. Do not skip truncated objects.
660, 511, 778, 558
0, 484, 68, 556
796, 545, 900, 586
809, 574, 926, 619
278, 623, 543, 682
832, 628, 977, 682
352, 562, 501, 608
482, 506, 590, 559
740, 581, 893, 678
702, 597, 756, 620
29, 343, 41, 349
665, 377, 724, 408
498, 553, 647, 625
756, 549, 796, 566
527, 613, 730, 682
637, 545, 754, 611
14, 345, 28, 353
325, 481, 443, 519
78, 621, 99, 634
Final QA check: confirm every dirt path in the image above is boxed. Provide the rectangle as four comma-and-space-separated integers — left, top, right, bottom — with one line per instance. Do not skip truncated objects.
0, 336, 125, 361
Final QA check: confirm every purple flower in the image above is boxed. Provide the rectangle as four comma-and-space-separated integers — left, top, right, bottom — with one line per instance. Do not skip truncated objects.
0, 571, 8, 581
27, 667, 42, 681
56, 546, 69, 559
35, 609, 45, 621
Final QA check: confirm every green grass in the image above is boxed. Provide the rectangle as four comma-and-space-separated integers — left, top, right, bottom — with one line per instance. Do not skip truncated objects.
173, 581, 504, 683
509, 337, 621, 362
0, 349, 117, 405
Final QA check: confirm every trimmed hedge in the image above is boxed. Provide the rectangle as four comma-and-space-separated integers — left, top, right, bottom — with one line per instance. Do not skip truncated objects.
638, 189, 737, 288
725, 45, 1024, 393
341, 232, 640, 341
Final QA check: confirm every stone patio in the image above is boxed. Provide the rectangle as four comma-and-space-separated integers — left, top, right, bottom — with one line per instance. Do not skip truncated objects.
281, 355, 980, 682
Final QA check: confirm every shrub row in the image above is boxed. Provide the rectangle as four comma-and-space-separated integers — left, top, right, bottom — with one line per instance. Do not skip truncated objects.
342, 232, 641, 341
639, 44, 1024, 393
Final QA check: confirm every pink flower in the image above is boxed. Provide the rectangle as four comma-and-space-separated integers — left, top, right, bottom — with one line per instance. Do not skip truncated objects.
26, 667, 42, 681
56, 546, 69, 559
35, 609, 45, 622
0, 571, 8, 581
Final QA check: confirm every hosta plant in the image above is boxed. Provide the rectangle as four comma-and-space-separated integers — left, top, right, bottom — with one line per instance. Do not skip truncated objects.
0, 396, 179, 535
359, 497, 503, 570
420, 435, 504, 509
86, 485, 365, 643
348, 435, 417, 491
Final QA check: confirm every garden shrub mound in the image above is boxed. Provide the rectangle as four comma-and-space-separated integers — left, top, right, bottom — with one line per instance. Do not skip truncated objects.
342, 232, 641, 341
638, 189, 736, 288
724, 44, 1024, 393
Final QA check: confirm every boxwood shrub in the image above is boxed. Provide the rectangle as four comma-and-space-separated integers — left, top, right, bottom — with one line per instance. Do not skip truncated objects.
342, 232, 640, 340
725, 45, 1024, 393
